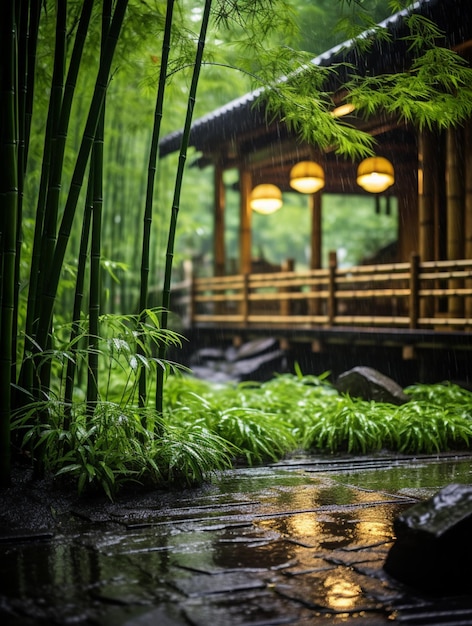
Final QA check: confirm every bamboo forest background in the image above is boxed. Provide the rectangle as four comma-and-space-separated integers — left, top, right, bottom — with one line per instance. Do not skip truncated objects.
20, 0, 394, 317
5, 0, 470, 491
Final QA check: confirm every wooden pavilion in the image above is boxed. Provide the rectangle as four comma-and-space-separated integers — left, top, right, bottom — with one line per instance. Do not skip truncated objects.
159, 0, 472, 384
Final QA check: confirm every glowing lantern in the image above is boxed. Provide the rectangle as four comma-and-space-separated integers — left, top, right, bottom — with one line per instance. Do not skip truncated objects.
289, 161, 325, 194
250, 184, 283, 214
357, 157, 395, 193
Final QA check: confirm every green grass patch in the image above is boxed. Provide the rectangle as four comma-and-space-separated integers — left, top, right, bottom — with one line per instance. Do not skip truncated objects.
12, 371, 472, 498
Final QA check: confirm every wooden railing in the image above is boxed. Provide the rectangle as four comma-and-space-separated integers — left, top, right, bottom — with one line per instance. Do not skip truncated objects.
170, 254, 472, 331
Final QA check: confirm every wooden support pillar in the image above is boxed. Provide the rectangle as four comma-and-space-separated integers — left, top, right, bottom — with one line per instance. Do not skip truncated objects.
309, 191, 322, 316
418, 129, 436, 261
397, 175, 418, 262
446, 126, 465, 317
239, 168, 252, 275
465, 119, 472, 318
310, 191, 322, 270
409, 252, 420, 329
213, 163, 225, 277
418, 129, 435, 318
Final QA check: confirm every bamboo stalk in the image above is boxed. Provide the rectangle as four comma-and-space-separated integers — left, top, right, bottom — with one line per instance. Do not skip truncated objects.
63, 166, 94, 430
43, 0, 94, 283
88, 0, 112, 415
19, 0, 94, 400
22, 0, 41, 168
33, 0, 67, 355
138, 0, 175, 411
34, 0, 129, 359
12, 0, 39, 386
18, 1, 67, 399
156, 0, 213, 415
0, 0, 18, 486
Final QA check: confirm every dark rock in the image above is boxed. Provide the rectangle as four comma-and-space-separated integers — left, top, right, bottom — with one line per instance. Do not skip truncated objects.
229, 349, 286, 381
335, 366, 410, 405
188, 366, 236, 384
384, 483, 472, 594
190, 347, 226, 366
189, 338, 285, 382
230, 337, 280, 362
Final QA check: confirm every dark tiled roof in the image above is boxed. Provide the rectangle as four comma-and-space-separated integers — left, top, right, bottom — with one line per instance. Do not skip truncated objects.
158, 0, 468, 157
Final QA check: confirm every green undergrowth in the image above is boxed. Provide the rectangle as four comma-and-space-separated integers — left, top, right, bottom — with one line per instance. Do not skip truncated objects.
12, 370, 472, 499
164, 371, 472, 458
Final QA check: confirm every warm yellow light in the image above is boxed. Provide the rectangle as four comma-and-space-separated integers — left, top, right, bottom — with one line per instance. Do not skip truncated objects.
357, 156, 394, 193
250, 184, 282, 214
331, 102, 356, 118
289, 161, 325, 194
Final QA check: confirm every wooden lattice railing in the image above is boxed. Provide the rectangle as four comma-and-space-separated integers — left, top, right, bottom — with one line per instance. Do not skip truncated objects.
170, 254, 472, 331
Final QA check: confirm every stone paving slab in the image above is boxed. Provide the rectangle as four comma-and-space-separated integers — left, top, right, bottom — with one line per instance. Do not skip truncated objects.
1, 453, 472, 625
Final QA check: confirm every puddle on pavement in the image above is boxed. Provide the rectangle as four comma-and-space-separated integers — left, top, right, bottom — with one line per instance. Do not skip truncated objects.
1, 456, 471, 625
327, 456, 472, 496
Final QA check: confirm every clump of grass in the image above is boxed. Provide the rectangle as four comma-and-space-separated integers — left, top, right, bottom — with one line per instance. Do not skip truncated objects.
395, 382, 472, 453
12, 400, 234, 499
300, 385, 472, 455
164, 380, 297, 464
155, 421, 237, 485
302, 396, 397, 454
404, 381, 472, 406
213, 408, 296, 465
390, 400, 472, 454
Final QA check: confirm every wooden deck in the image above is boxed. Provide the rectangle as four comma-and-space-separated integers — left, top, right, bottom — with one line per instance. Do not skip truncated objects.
172, 254, 472, 333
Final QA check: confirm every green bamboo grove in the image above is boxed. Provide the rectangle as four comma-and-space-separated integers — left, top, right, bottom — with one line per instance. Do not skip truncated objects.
0, 0, 300, 487
1, 0, 472, 492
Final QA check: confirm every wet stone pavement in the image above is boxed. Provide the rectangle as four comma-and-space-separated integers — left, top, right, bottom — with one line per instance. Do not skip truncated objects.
1, 453, 472, 625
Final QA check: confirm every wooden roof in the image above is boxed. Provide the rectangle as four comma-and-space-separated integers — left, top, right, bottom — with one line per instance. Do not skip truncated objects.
159, 0, 472, 195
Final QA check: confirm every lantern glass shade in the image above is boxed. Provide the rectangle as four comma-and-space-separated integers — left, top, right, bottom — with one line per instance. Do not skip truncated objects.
357, 156, 394, 193
289, 161, 325, 194
250, 184, 283, 214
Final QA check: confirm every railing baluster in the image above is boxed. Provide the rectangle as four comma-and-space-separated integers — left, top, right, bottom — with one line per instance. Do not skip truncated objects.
328, 251, 337, 326
409, 252, 420, 329
242, 273, 249, 326
280, 258, 294, 316
189, 272, 196, 325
